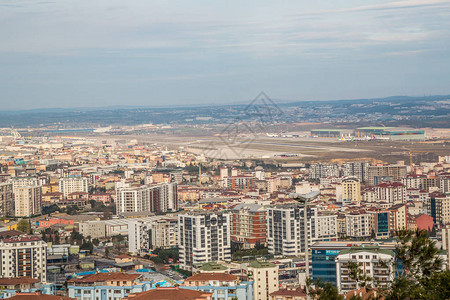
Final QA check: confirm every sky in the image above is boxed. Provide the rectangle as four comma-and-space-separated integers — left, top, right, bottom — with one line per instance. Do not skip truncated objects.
0, 0, 449, 110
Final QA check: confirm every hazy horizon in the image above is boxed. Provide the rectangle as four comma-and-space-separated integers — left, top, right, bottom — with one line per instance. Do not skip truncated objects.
1, 0, 450, 110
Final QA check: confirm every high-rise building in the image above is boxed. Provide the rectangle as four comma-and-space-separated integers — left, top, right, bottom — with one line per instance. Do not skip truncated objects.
116, 185, 159, 213
440, 176, 450, 194
231, 203, 267, 249
128, 218, 178, 254
341, 162, 369, 182
59, 176, 89, 198
0, 233, 47, 282
308, 163, 339, 179
116, 183, 178, 214
367, 165, 407, 186
14, 186, 42, 217
178, 212, 231, 271
341, 177, 361, 204
10, 177, 41, 189
159, 182, 178, 212
267, 204, 337, 256
375, 182, 406, 204
0, 182, 13, 217
345, 211, 374, 238
427, 192, 450, 225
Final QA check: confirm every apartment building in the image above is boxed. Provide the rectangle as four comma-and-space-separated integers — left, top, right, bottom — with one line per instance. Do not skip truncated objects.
79, 221, 106, 239
68, 272, 153, 300
367, 165, 407, 186
345, 211, 374, 238
59, 177, 89, 198
231, 203, 267, 249
335, 246, 395, 293
178, 212, 231, 271
341, 177, 361, 204
14, 185, 42, 217
225, 176, 255, 191
388, 203, 408, 232
375, 182, 406, 204
183, 272, 253, 300
308, 163, 339, 179
0, 182, 13, 217
244, 261, 279, 300
341, 162, 369, 183
427, 192, 450, 225
267, 204, 337, 256
116, 183, 177, 214
0, 234, 47, 282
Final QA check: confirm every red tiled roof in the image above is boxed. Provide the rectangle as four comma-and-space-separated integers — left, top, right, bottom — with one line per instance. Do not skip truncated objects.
8, 293, 75, 300
68, 272, 140, 283
0, 230, 24, 239
126, 287, 212, 300
185, 272, 237, 282
0, 277, 39, 285
2, 235, 42, 243
270, 287, 306, 297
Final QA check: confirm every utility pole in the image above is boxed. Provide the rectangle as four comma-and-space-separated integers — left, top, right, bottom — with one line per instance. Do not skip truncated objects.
290, 191, 320, 300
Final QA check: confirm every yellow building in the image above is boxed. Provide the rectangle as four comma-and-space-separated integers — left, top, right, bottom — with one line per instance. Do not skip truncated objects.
342, 177, 361, 204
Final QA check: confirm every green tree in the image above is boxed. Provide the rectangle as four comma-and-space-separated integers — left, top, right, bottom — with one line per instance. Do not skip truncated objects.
307, 278, 343, 300
16, 219, 32, 234
386, 229, 449, 300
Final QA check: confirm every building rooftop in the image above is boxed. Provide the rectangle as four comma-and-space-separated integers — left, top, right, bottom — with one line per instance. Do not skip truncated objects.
68, 272, 141, 283
8, 293, 75, 300
126, 287, 212, 300
247, 261, 276, 269
270, 287, 306, 297
185, 272, 237, 282
338, 246, 395, 257
199, 262, 227, 272
0, 277, 39, 285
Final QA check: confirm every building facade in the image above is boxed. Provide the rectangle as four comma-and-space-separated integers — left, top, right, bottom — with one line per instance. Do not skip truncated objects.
0, 234, 47, 282
178, 212, 231, 271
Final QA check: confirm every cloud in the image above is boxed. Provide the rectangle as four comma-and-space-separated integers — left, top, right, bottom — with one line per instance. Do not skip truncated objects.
290, 0, 450, 17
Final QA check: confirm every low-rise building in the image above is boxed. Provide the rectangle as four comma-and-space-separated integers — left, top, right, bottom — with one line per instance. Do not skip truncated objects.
183, 272, 253, 300
68, 272, 153, 300
335, 246, 395, 294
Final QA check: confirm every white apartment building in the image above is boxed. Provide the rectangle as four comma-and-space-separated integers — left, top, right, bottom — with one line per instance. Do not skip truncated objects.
336, 246, 395, 293
10, 177, 42, 189
308, 163, 339, 179
375, 182, 406, 204
116, 183, 177, 214
128, 220, 150, 254
178, 212, 231, 271
14, 186, 42, 217
116, 185, 157, 213
159, 182, 178, 212
345, 212, 374, 238
0, 234, 47, 282
402, 175, 427, 190
341, 162, 369, 182
267, 204, 337, 256
128, 217, 178, 254
440, 176, 450, 194
59, 176, 89, 198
